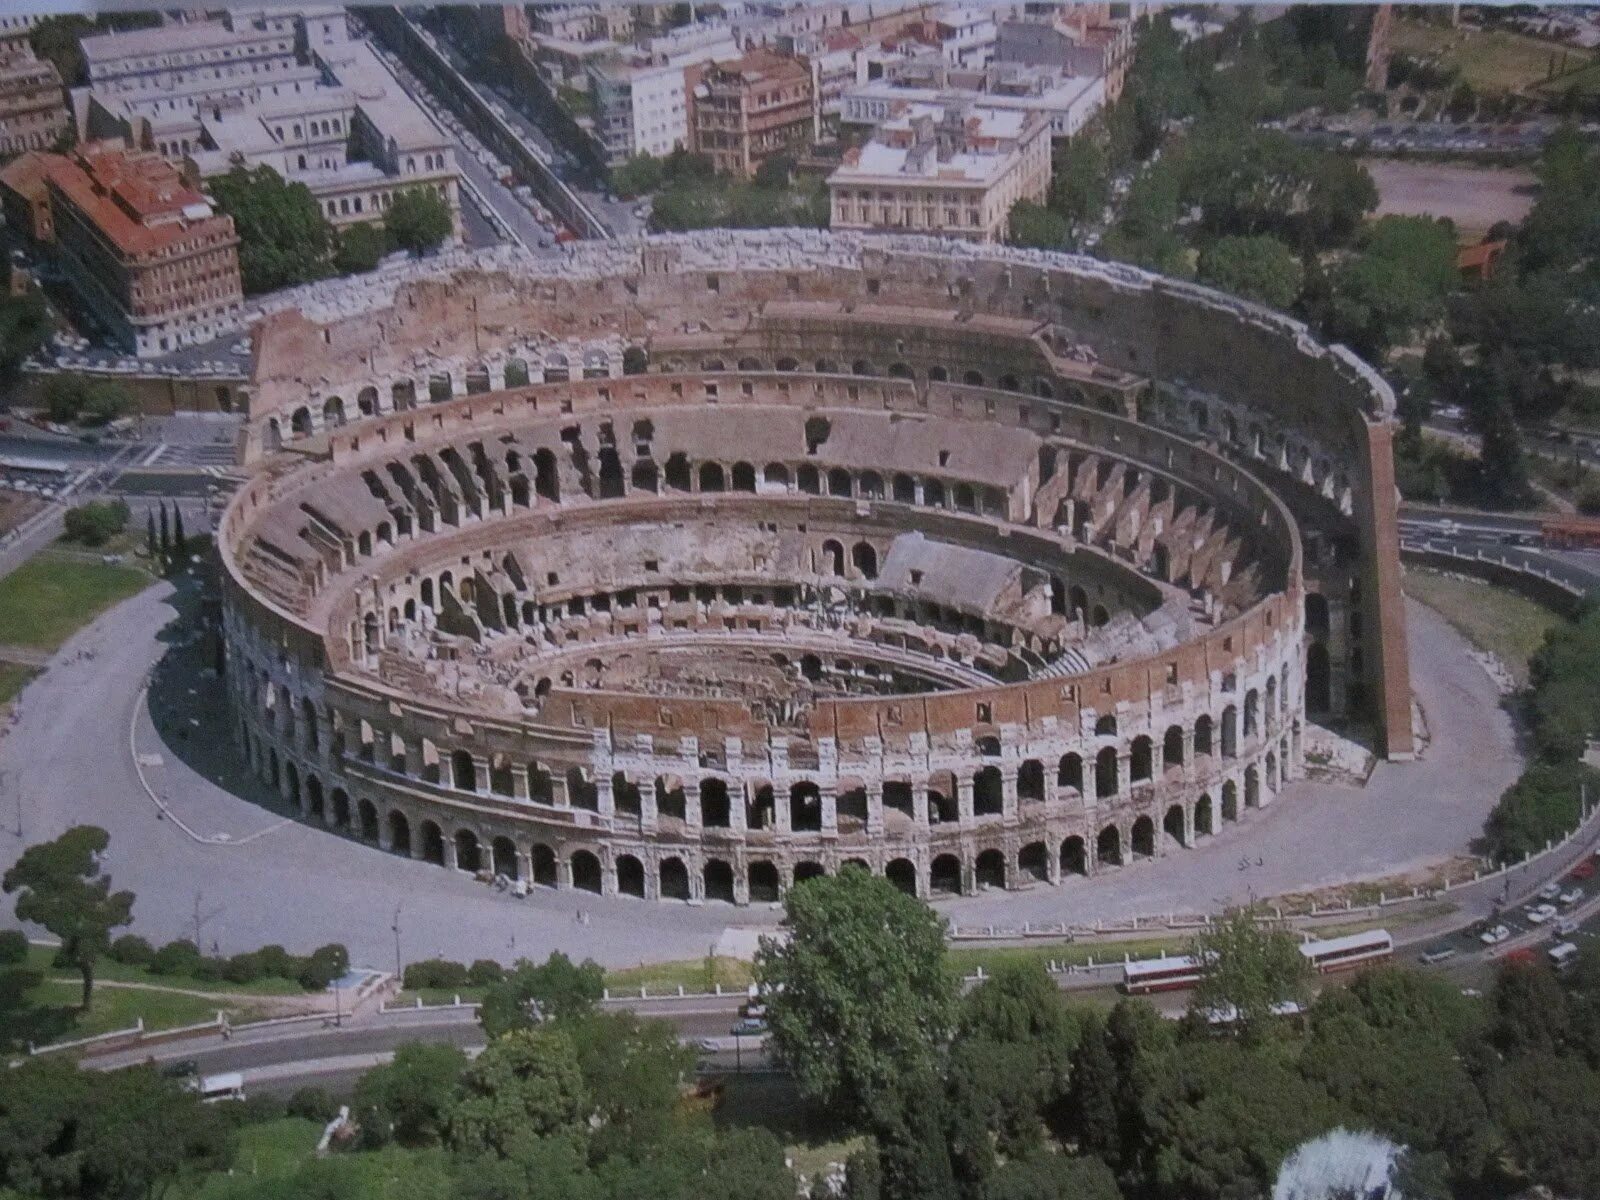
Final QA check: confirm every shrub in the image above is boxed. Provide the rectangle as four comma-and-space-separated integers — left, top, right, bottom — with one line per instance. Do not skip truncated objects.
223, 952, 263, 984
466, 959, 505, 988
108, 934, 155, 966
286, 1086, 337, 1122
404, 958, 469, 990
148, 940, 202, 976
254, 944, 296, 980
192, 956, 225, 983
0, 929, 28, 965
63, 500, 130, 547
298, 943, 349, 991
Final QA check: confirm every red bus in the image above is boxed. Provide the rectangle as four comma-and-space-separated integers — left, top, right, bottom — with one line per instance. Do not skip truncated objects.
1122, 954, 1203, 994
1542, 517, 1600, 549
1298, 929, 1393, 974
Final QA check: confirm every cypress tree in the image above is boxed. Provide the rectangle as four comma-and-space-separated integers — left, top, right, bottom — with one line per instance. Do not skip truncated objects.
1067, 1013, 1120, 1165
172, 506, 187, 564
146, 510, 157, 560
158, 502, 170, 558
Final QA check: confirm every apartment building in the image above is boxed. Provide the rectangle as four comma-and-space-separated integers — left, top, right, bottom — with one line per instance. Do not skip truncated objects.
842, 59, 1104, 140
690, 49, 815, 177
0, 45, 69, 157
2, 141, 243, 356
828, 100, 1050, 242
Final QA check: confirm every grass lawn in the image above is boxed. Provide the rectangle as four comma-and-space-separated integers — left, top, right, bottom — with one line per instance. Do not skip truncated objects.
0, 553, 149, 651
1391, 17, 1595, 93
182, 1119, 321, 1199
0, 661, 37, 704
1402, 567, 1564, 686
947, 937, 1186, 979
25, 945, 309, 998
606, 955, 755, 994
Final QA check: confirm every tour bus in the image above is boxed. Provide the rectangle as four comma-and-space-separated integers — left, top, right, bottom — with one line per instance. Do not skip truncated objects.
1122, 954, 1203, 995
190, 1073, 246, 1103
1298, 929, 1394, 974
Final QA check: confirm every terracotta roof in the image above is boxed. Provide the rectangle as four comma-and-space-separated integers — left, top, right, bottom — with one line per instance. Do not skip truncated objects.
0, 149, 52, 203
37, 142, 232, 259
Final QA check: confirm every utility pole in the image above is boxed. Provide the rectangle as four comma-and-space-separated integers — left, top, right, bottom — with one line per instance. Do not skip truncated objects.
392, 902, 403, 980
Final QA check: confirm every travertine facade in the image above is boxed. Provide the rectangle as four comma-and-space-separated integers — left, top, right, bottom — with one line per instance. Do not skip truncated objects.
218, 231, 1411, 905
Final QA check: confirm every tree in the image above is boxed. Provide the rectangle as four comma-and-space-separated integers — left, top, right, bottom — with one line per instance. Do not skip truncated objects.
478, 951, 605, 1039
62, 500, 130, 547
208, 166, 335, 294
158, 502, 170, 560
1007, 200, 1069, 251
612, 154, 665, 198
1050, 138, 1110, 243
354, 1041, 468, 1147
1197, 235, 1303, 309
1067, 1012, 1122, 1162
170, 505, 187, 567
1486, 1052, 1600, 1197
335, 222, 388, 274
1187, 909, 1312, 1037
983, 1152, 1122, 1200
562, 1011, 693, 1140
386, 188, 453, 256
3, 826, 133, 1007
1326, 215, 1460, 355
0, 290, 51, 389
146, 510, 157, 561
40, 375, 129, 427
447, 1027, 589, 1157
755, 866, 955, 1122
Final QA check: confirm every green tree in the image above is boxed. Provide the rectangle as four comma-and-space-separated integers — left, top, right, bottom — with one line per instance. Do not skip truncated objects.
1197, 235, 1303, 309
1067, 1012, 1121, 1162
354, 1042, 468, 1147
1325, 215, 1460, 356
562, 1011, 693, 1140
478, 951, 605, 1039
145, 509, 158, 561
983, 1152, 1121, 1200
208, 166, 335, 294
447, 1027, 589, 1157
1007, 200, 1069, 250
1486, 1052, 1600, 1197
1187, 909, 1312, 1037
612, 154, 665, 197
3, 826, 133, 1007
756, 866, 955, 1122
386, 188, 454, 256
1050, 138, 1110, 243
62, 500, 130, 547
0, 290, 50, 389
170, 505, 187, 568
335, 221, 388, 274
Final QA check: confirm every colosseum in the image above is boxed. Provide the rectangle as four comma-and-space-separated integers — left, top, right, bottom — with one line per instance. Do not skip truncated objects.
217, 230, 1412, 905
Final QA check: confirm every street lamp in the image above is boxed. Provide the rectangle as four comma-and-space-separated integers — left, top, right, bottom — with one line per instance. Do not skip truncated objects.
391, 902, 403, 981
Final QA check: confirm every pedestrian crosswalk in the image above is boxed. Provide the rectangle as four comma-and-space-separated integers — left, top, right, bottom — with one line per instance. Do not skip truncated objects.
143, 441, 239, 468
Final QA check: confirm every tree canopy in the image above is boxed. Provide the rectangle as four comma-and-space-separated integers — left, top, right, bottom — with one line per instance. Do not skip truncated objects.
208, 166, 335, 294
1186, 909, 1312, 1036
1197, 235, 1303, 310
386, 188, 454, 255
3, 825, 133, 1006
478, 950, 605, 1039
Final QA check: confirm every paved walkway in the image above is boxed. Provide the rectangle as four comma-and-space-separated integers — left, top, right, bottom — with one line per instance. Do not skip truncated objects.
0, 582, 1521, 969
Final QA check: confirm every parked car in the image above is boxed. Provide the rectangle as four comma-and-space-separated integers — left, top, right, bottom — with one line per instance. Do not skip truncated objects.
1560, 887, 1584, 907
1549, 942, 1580, 971
729, 1018, 767, 1037
1554, 917, 1581, 937
1525, 903, 1559, 925
1480, 924, 1512, 945
1538, 882, 1563, 902
1418, 943, 1457, 965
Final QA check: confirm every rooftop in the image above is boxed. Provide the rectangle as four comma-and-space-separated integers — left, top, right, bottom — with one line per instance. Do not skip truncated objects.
835, 102, 1040, 184
37, 141, 230, 259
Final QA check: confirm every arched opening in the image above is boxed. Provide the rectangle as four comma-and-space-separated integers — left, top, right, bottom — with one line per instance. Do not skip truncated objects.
1061, 836, 1087, 876
764, 462, 791, 489
1019, 842, 1049, 882
290, 407, 312, 437
616, 854, 645, 898
331, 788, 351, 830
659, 856, 690, 900
1130, 736, 1153, 783
1221, 706, 1238, 759
731, 462, 757, 492
1058, 753, 1084, 794
1222, 781, 1239, 822
820, 540, 844, 576
1195, 714, 1214, 757
420, 820, 444, 865
1131, 816, 1155, 858
749, 861, 780, 903
532, 844, 557, 887
322, 396, 346, 427
451, 750, 477, 792
851, 542, 879, 579
1307, 643, 1332, 714
455, 829, 482, 873
493, 836, 518, 878
973, 766, 1003, 817
699, 462, 726, 492
1245, 765, 1261, 809
701, 778, 731, 827
1163, 803, 1186, 847
790, 781, 822, 832
1095, 747, 1119, 798
1163, 725, 1184, 772
928, 771, 957, 824
703, 859, 735, 903
387, 810, 411, 855
358, 799, 379, 842
963, 369, 985, 387
892, 473, 916, 502
534, 448, 560, 502
631, 459, 658, 492
1095, 714, 1118, 737
828, 468, 852, 498
794, 861, 826, 886
930, 853, 962, 895
886, 858, 918, 895
1017, 759, 1045, 802
1306, 593, 1330, 636
566, 767, 598, 811
571, 850, 602, 893
1195, 794, 1214, 836
1096, 824, 1122, 867
1244, 689, 1260, 738
975, 849, 1006, 889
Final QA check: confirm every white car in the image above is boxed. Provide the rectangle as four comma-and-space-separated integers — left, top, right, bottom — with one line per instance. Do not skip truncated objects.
1525, 903, 1558, 925
1480, 924, 1512, 945
1560, 887, 1584, 907
1538, 882, 1563, 902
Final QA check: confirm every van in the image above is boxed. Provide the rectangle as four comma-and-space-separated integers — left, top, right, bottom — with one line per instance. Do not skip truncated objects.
1418, 943, 1457, 965
189, 1073, 246, 1103
1548, 942, 1580, 971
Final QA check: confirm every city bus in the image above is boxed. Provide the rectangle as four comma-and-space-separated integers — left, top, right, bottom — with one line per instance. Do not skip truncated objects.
1541, 516, 1600, 549
1298, 929, 1393, 974
1122, 954, 1203, 994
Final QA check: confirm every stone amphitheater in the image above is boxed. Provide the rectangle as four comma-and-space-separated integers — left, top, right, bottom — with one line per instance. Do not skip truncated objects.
216, 230, 1412, 905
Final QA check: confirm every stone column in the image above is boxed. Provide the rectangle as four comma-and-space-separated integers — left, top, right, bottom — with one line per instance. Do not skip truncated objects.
473, 757, 492, 795
733, 861, 750, 906
511, 765, 531, 802
820, 787, 837, 836
683, 781, 703, 830
377, 819, 392, 852
443, 836, 459, 871
775, 787, 792, 834
1001, 770, 1018, 826
1045, 847, 1061, 885
517, 848, 533, 883
866, 783, 885, 835
1182, 728, 1196, 783
729, 785, 748, 833
912, 781, 930, 827
957, 777, 975, 827
640, 780, 658, 833
596, 774, 615, 820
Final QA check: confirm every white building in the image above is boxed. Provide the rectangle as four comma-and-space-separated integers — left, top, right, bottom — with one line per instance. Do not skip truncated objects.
828, 100, 1050, 242
841, 63, 1103, 140
588, 23, 740, 165
932, 5, 1004, 69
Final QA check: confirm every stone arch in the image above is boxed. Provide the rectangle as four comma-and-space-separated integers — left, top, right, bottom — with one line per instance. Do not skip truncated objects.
1019, 841, 1049, 882
1096, 823, 1122, 867
1163, 803, 1185, 847
290, 406, 312, 437
1061, 835, 1087, 875
820, 540, 844, 576
1058, 753, 1084, 793
699, 461, 726, 492
973, 765, 1004, 817
790, 781, 822, 831
703, 859, 736, 903
1130, 735, 1154, 783
975, 848, 1006, 889
1306, 592, 1330, 636
451, 750, 477, 792
828, 467, 852, 497
1095, 713, 1118, 737
1163, 724, 1184, 771
1244, 689, 1260, 738
1131, 815, 1155, 857
616, 854, 645, 898
420, 820, 444, 865
1195, 794, 1214, 836
851, 541, 879, 579
930, 853, 963, 895
305, 775, 324, 818
1307, 642, 1332, 714
533, 843, 558, 887
322, 395, 346, 427
1017, 759, 1046, 802
748, 860, 780, 903
701, 778, 732, 827
1222, 780, 1239, 822
1195, 713, 1214, 757
358, 798, 379, 842
1221, 706, 1238, 758
963, 369, 985, 387
1094, 746, 1118, 798
764, 462, 791, 488
794, 861, 826, 886
455, 829, 482, 873
731, 461, 757, 492
387, 809, 411, 855
886, 858, 918, 895
659, 856, 690, 901
1245, 764, 1261, 809
492, 835, 518, 878
571, 850, 602, 893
